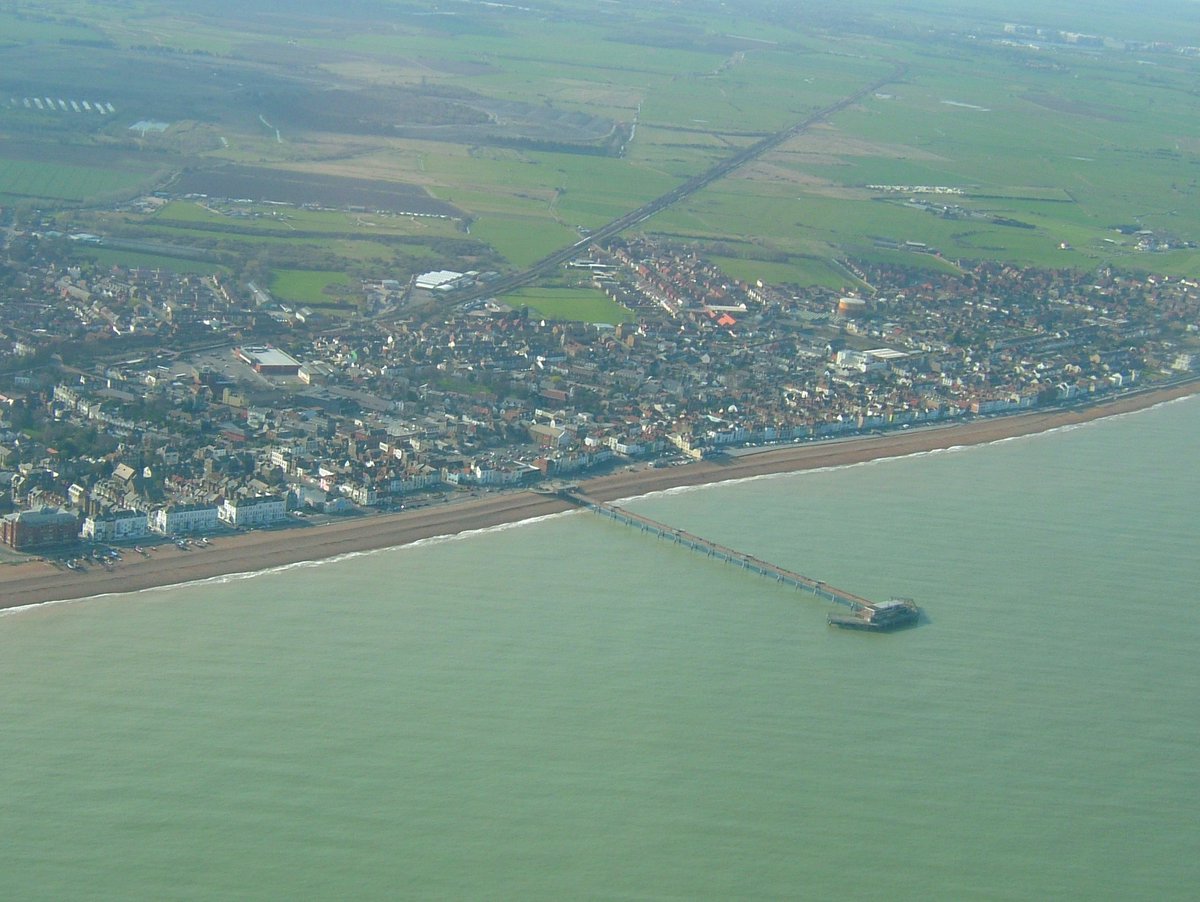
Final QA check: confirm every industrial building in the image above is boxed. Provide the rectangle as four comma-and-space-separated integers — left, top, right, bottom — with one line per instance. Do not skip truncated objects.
414, 270, 474, 292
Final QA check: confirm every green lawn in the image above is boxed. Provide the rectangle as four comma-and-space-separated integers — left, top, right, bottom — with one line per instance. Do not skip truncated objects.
507, 288, 633, 324
270, 269, 354, 304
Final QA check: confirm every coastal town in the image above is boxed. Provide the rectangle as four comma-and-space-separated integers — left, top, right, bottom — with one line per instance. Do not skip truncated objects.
8, 2, 1200, 897
1, 217, 1198, 557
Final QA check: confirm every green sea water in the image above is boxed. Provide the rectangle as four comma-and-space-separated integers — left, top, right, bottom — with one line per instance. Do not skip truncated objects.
2, 398, 1198, 900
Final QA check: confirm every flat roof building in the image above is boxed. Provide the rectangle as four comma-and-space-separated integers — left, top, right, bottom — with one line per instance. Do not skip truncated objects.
414, 270, 471, 292
236, 346, 302, 376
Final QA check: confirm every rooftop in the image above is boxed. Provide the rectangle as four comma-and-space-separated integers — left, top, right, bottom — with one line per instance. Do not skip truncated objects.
415, 270, 465, 290
238, 347, 301, 369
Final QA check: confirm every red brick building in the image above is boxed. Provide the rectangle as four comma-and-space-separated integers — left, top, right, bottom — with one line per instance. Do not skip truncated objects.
1, 507, 81, 551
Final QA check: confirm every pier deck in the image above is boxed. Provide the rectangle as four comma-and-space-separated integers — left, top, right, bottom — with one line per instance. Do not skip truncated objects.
559, 490, 879, 613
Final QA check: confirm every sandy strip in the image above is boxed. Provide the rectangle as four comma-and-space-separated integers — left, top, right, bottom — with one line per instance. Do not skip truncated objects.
2, 381, 1196, 611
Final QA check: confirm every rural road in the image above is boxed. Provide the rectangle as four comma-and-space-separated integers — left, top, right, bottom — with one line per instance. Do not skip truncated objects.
448, 60, 908, 305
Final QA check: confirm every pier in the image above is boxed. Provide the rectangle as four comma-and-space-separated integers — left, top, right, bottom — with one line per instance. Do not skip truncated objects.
557, 490, 881, 614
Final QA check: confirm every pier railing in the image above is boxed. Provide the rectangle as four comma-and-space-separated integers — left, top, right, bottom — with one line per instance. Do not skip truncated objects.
559, 490, 878, 612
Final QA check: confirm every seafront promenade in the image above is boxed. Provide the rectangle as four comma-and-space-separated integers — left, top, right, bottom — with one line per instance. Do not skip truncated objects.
1, 378, 1198, 611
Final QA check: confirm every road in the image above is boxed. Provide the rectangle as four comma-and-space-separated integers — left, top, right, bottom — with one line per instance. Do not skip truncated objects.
446, 60, 907, 306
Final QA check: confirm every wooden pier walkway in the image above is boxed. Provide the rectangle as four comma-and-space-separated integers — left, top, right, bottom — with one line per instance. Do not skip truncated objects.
558, 490, 878, 612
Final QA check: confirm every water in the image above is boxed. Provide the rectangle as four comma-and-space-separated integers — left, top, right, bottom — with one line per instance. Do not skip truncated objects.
2, 398, 1198, 899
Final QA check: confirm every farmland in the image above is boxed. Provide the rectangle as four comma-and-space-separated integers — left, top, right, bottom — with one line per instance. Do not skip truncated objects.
0, 158, 151, 205
168, 167, 462, 218
468, 217, 582, 269
150, 202, 463, 241
0, 0, 1197, 311
645, 36, 1200, 274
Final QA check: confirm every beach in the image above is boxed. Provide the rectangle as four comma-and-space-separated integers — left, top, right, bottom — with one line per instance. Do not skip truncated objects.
2, 380, 1196, 611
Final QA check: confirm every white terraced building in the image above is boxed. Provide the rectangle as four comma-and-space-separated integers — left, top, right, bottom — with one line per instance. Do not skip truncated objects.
151, 503, 219, 535
82, 509, 150, 542
218, 494, 287, 529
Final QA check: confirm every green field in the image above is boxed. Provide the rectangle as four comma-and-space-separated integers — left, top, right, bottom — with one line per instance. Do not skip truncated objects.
468, 217, 581, 268
428, 148, 683, 229
642, 39, 1200, 274
152, 201, 461, 239
71, 246, 224, 274
114, 226, 386, 267
508, 288, 633, 324
0, 158, 149, 204
72, 197, 480, 284
709, 256, 854, 291
270, 269, 354, 304
0, 11, 103, 45
3, 0, 1198, 294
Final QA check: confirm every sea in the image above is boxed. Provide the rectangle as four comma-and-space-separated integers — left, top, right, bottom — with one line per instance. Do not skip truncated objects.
2, 396, 1198, 900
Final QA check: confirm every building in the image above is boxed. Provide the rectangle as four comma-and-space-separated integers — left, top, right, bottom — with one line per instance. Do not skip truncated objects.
838, 297, 868, 317
298, 361, 337, 385
529, 423, 569, 448
82, 510, 150, 543
218, 494, 286, 529
235, 346, 302, 376
414, 270, 471, 292
1, 507, 80, 550
151, 503, 219, 535
835, 348, 907, 374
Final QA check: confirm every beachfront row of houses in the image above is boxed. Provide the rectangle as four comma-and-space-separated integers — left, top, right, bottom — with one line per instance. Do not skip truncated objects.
1, 494, 286, 551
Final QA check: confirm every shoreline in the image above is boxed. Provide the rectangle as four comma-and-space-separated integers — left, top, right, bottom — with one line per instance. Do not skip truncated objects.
2, 380, 1197, 612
